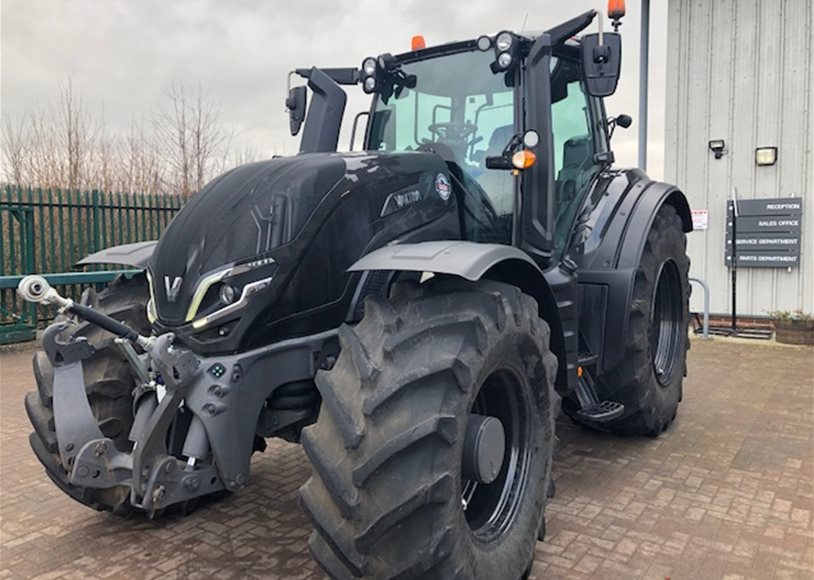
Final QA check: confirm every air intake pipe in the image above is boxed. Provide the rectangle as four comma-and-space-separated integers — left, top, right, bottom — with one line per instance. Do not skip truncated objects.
299, 68, 347, 154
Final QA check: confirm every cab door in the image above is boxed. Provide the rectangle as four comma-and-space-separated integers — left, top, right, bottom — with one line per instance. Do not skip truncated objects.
548, 56, 609, 259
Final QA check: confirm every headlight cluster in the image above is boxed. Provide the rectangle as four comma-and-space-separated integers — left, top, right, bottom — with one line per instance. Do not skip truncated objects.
189, 257, 277, 329
147, 257, 277, 331
478, 31, 518, 73
191, 274, 274, 330
361, 57, 379, 94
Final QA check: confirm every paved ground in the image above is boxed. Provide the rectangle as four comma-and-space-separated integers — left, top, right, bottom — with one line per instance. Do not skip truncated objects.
1, 339, 812, 580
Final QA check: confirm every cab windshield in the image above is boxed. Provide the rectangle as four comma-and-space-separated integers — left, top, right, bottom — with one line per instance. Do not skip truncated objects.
366, 50, 516, 221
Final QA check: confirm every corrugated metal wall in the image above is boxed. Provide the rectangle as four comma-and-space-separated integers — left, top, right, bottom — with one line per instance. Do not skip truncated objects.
665, 0, 813, 316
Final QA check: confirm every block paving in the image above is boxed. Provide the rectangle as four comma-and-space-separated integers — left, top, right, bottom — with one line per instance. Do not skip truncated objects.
1, 339, 812, 579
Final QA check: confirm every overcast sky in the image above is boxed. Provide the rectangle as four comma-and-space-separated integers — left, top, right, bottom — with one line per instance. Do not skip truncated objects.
1, 0, 668, 178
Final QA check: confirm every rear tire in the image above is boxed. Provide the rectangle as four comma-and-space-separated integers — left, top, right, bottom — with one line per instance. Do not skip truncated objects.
25, 274, 149, 514
299, 279, 558, 580
597, 204, 690, 436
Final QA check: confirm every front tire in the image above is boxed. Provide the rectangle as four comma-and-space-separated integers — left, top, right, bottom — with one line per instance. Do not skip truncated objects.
299, 279, 558, 580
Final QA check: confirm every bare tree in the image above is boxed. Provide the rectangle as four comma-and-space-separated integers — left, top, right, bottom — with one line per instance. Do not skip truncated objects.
190, 86, 228, 190
122, 117, 163, 194
153, 82, 228, 197
54, 79, 97, 190
1, 116, 29, 185
1, 78, 238, 195
26, 105, 62, 188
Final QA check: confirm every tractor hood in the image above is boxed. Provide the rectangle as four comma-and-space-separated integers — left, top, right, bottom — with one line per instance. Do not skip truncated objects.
148, 151, 452, 328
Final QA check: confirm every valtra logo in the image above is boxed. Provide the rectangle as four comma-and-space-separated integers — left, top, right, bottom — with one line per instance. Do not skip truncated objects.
435, 173, 451, 201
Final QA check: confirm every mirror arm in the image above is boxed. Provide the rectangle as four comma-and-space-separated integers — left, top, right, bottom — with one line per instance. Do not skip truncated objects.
485, 133, 524, 171
608, 117, 617, 140
485, 156, 514, 170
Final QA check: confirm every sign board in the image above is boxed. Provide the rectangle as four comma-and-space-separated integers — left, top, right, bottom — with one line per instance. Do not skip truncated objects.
725, 197, 802, 268
691, 209, 708, 230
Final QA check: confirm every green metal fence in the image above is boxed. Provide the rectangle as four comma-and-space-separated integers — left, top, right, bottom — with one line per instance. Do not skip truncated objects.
0, 186, 184, 343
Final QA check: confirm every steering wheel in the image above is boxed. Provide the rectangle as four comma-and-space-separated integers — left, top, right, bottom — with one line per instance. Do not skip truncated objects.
427, 122, 479, 144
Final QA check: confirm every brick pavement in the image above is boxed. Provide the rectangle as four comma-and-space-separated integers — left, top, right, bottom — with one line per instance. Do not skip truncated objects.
1, 339, 812, 579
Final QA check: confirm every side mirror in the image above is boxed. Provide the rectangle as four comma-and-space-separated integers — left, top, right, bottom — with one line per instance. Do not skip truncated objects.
286, 86, 307, 136
615, 114, 632, 129
581, 32, 622, 97
607, 113, 632, 140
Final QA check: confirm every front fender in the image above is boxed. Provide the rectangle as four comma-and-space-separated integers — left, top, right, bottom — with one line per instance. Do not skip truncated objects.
348, 241, 539, 281
76, 240, 157, 269
348, 241, 572, 394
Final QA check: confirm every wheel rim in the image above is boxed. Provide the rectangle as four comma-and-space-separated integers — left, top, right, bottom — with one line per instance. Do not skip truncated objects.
461, 368, 531, 542
651, 259, 683, 386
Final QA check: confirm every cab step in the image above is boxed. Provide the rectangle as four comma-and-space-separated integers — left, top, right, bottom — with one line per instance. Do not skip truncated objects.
576, 400, 625, 422
574, 362, 625, 424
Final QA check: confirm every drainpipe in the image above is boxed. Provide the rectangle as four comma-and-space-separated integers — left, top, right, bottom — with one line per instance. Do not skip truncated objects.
638, 0, 650, 171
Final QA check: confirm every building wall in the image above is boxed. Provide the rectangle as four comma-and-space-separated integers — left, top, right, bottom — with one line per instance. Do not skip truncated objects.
665, 0, 813, 317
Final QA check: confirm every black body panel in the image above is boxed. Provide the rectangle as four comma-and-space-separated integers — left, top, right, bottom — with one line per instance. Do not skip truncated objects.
150, 155, 346, 325
149, 152, 459, 355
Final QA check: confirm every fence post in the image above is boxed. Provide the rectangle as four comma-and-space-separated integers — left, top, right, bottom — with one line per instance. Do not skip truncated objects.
91, 189, 100, 255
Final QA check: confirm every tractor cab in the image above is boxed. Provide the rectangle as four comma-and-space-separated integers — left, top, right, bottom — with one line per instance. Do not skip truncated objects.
289, 8, 624, 264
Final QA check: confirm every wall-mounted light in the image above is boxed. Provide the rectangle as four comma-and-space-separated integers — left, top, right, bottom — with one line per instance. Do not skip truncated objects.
755, 146, 777, 166
708, 139, 726, 159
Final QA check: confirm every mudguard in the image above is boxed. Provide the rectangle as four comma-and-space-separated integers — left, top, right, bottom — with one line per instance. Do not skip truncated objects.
348, 241, 539, 281
348, 241, 570, 392
76, 241, 157, 269
577, 176, 692, 374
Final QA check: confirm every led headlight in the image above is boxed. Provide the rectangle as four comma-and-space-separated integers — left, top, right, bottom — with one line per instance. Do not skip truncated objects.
476, 35, 492, 51
495, 31, 513, 52
497, 52, 513, 69
145, 271, 158, 323
146, 298, 157, 323
363, 76, 377, 93
218, 283, 237, 305
362, 58, 377, 77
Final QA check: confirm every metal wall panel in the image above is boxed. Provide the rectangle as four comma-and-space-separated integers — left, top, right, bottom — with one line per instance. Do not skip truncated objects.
665, 0, 813, 317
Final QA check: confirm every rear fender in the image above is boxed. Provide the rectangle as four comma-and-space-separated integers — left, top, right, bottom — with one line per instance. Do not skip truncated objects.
578, 179, 692, 373
616, 184, 692, 269
348, 241, 569, 392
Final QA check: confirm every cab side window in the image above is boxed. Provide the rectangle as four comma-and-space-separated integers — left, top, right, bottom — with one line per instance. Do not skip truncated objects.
551, 60, 599, 254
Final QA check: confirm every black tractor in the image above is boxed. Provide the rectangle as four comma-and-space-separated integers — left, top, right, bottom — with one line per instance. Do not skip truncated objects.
19, 6, 691, 579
